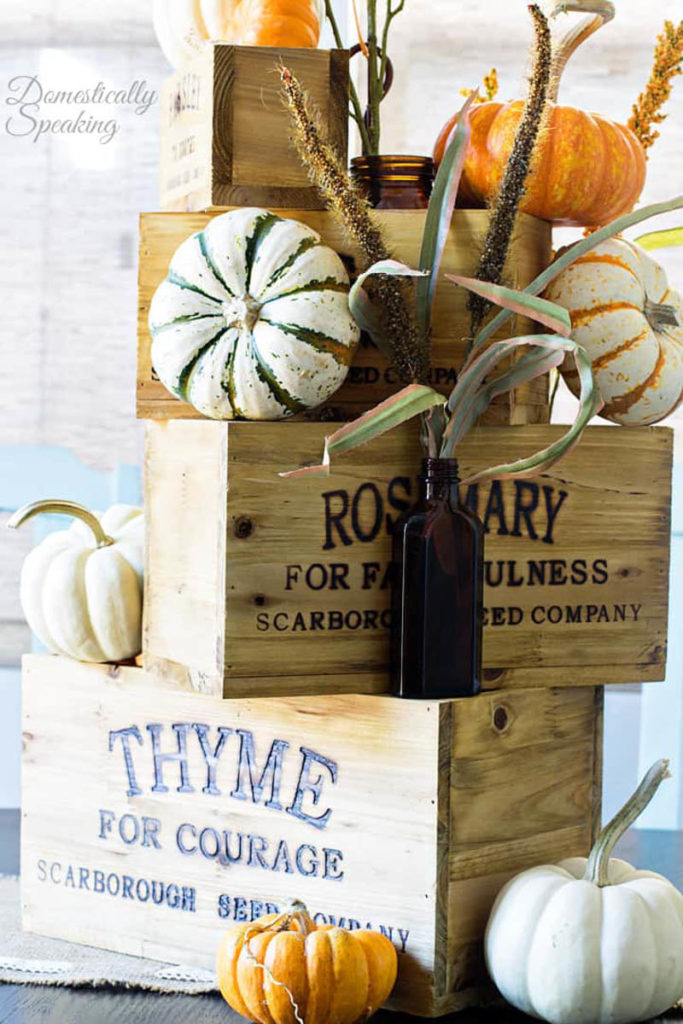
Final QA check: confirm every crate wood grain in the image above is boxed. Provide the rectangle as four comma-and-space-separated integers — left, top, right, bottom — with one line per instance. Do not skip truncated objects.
159, 46, 348, 212
143, 419, 672, 698
21, 655, 602, 1017
137, 209, 551, 424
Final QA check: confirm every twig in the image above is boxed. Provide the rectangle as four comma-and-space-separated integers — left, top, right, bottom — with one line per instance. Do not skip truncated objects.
323, 0, 373, 154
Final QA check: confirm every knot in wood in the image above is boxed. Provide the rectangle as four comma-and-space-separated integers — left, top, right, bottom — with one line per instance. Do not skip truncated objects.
234, 516, 254, 539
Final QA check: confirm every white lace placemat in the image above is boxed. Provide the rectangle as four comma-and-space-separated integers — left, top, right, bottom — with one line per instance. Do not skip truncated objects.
0, 875, 218, 994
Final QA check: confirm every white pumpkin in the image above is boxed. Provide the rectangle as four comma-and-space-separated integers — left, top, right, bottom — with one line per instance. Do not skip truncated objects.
153, 0, 324, 69
150, 208, 360, 420
544, 238, 683, 425
485, 759, 683, 1024
9, 500, 144, 664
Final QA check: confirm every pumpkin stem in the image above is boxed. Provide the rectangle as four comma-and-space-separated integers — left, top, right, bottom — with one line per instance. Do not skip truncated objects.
7, 499, 114, 549
583, 758, 671, 887
548, 1, 615, 103
645, 296, 681, 330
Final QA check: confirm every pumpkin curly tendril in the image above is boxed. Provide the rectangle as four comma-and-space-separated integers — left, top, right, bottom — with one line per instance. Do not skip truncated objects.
241, 900, 312, 1024
629, 20, 683, 153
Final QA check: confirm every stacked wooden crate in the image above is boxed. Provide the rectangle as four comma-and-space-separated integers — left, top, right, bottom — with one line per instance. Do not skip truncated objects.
21, 45, 673, 1017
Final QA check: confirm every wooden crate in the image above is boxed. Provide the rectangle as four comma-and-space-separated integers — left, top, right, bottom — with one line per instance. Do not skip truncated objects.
143, 419, 672, 698
159, 46, 348, 212
21, 655, 603, 1017
137, 209, 552, 424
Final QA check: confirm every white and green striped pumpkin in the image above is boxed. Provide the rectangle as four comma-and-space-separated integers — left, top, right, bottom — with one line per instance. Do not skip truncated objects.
149, 208, 360, 420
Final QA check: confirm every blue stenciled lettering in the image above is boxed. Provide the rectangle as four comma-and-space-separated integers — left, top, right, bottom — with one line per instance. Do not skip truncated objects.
230, 731, 288, 810
287, 747, 338, 830
193, 723, 233, 795
108, 726, 143, 796
147, 723, 194, 794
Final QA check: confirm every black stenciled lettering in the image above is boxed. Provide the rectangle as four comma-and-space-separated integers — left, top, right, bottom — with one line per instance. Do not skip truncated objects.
592, 559, 609, 584
109, 726, 144, 796
322, 490, 352, 550
230, 730, 289, 810
351, 482, 383, 543
512, 482, 539, 540
542, 486, 568, 545
484, 480, 509, 536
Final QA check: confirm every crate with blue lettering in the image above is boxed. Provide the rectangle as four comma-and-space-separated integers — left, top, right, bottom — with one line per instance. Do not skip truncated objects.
142, 417, 672, 698
21, 654, 602, 1016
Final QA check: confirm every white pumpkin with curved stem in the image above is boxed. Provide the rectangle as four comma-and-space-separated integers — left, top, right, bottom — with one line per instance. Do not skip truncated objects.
544, 238, 683, 425
9, 500, 144, 664
153, 0, 325, 69
485, 760, 683, 1024
149, 207, 360, 420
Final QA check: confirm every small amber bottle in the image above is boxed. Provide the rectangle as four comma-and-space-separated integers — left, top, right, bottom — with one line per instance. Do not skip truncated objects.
350, 155, 434, 209
391, 458, 484, 699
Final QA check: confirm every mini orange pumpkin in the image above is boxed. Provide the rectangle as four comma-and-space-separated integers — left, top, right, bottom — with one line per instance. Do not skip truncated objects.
433, 3, 647, 227
154, 0, 323, 70
216, 900, 398, 1024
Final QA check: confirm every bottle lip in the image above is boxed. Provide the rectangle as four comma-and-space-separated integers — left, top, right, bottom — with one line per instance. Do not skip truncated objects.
422, 456, 460, 481
350, 154, 434, 182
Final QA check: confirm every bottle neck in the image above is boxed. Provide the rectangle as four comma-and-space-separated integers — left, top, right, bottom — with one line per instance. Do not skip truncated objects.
421, 457, 461, 503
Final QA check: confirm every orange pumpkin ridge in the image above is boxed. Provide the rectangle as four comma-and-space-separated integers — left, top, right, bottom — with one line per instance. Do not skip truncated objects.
571, 254, 641, 280
592, 329, 649, 371
606, 339, 667, 418
570, 300, 641, 328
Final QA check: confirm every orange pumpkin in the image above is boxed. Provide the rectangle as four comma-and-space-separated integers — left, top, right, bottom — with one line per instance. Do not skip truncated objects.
433, 3, 647, 227
216, 901, 398, 1024
154, 0, 323, 70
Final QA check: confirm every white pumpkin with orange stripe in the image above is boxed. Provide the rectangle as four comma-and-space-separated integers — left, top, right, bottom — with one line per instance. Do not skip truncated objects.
544, 238, 683, 425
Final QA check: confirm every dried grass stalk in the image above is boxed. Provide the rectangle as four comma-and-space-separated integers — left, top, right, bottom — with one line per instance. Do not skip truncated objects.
469, 5, 552, 340
280, 66, 427, 382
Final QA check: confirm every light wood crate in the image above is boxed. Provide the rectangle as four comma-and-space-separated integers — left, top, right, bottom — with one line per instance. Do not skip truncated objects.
21, 655, 603, 1017
143, 419, 672, 698
159, 46, 348, 212
137, 209, 552, 424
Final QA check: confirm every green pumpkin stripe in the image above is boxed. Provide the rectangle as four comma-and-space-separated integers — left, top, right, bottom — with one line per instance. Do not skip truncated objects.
167, 269, 223, 305
259, 236, 321, 295
198, 232, 237, 299
221, 340, 241, 418
244, 212, 281, 293
249, 333, 306, 416
175, 326, 232, 401
259, 319, 353, 367
151, 311, 223, 336
266, 278, 349, 300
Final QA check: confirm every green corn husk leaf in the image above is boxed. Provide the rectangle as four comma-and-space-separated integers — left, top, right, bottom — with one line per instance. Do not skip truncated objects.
280, 383, 446, 479
444, 340, 567, 448
415, 91, 477, 338
634, 227, 683, 251
446, 274, 572, 336
348, 259, 428, 362
470, 195, 683, 354
441, 335, 602, 482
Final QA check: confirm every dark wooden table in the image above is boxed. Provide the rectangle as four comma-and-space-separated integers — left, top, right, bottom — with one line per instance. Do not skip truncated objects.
1, 810, 681, 1023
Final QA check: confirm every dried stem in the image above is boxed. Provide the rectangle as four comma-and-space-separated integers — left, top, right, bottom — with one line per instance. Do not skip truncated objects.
468, 5, 552, 341
628, 20, 683, 153
281, 66, 427, 382
323, 0, 373, 154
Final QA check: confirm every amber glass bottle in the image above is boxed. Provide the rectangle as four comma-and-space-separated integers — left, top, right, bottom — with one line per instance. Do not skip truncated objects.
391, 458, 484, 699
350, 155, 434, 209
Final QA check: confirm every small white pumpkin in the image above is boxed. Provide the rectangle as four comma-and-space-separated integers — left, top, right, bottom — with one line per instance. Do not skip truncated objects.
150, 208, 360, 420
9, 500, 144, 664
544, 238, 683, 425
485, 759, 683, 1024
153, 0, 324, 70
